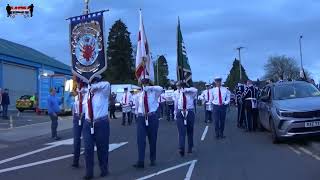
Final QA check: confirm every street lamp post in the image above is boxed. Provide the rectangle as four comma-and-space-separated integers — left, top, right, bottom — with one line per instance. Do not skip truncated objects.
84, 0, 90, 14
299, 35, 303, 69
236, 47, 245, 81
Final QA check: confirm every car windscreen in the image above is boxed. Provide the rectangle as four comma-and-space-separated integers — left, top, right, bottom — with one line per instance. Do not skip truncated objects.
274, 83, 320, 100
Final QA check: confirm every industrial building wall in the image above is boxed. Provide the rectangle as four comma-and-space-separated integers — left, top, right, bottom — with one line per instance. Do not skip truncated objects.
2, 62, 37, 110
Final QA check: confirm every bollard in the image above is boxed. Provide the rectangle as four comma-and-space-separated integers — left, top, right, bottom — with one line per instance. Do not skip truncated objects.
10, 116, 13, 129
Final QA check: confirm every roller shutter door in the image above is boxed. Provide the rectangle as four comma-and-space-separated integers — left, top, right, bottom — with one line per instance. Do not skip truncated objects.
2, 63, 37, 110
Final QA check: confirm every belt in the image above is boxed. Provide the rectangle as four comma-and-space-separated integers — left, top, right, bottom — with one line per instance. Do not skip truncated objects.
137, 112, 157, 117
85, 115, 108, 122
178, 109, 194, 112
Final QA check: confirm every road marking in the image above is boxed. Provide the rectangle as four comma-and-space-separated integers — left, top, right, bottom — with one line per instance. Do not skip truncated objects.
299, 147, 320, 161
136, 160, 197, 180
288, 145, 301, 155
0, 142, 128, 174
201, 126, 209, 141
0, 138, 75, 165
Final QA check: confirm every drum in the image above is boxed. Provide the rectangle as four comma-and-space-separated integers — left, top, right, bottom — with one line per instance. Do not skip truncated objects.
122, 105, 131, 113
131, 106, 136, 113
205, 102, 213, 111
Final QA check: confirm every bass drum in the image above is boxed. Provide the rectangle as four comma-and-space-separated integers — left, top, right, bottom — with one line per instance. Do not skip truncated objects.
205, 102, 213, 111
122, 105, 131, 113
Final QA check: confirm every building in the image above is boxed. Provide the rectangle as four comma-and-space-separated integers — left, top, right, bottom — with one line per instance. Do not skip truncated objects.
0, 38, 71, 109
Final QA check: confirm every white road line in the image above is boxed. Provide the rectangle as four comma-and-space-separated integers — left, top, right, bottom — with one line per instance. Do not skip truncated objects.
185, 160, 197, 180
0, 142, 128, 174
136, 160, 197, 180
201, 126, 209, 141
299, 147, 320, 161
288, 145, 301, 155
0, 144, 60, 165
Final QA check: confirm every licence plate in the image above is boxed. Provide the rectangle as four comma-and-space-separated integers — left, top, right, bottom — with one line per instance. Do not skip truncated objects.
305, 121, 320, 128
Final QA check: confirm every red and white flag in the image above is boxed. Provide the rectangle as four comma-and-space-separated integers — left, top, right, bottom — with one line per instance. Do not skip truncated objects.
135, 10, 154, 83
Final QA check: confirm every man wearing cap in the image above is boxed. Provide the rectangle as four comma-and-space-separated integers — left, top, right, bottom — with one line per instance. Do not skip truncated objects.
133, 79, 162, 169
175, 82, 198, 156
236, 83, 246, 129
158, 89, 166, 120
242, 80, 259, 132
121, 87, 132, 126
212, 77, 230, 139
201, 83, 213, 123
82, 76, 110, 179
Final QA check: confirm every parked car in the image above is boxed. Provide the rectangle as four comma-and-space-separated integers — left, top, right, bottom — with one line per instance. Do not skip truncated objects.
258, 81, 320, 143
16, 95, 36, 112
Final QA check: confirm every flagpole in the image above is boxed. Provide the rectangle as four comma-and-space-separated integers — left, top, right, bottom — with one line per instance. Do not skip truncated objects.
84, 0, 90, 14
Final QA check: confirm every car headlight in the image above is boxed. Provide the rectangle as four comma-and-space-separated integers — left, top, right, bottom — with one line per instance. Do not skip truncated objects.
276, 108, 293, 117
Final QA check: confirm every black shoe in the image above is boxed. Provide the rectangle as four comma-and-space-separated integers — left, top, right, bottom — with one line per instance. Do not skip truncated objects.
54, 137, 61, 141
100, 172, 109, 177
215, 135, 220, 139
133, 162, 144, 169
221, 135, 226, 139
187, 149, 193, 154
71, 163, 79, 168
150, 161, 156, 166
83, 175, 93, 180
179, 150, 185, 157
122, 123, 125, 126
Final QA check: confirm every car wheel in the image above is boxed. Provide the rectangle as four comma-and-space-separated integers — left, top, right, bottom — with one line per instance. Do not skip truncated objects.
270, 118, 281, 144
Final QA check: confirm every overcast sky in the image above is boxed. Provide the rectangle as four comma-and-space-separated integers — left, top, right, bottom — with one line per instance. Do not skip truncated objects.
1, 0, 320, 83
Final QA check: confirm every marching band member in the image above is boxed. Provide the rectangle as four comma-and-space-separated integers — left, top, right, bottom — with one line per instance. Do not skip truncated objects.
236, 83, 246, 128
174, 81, 198, 156
72, 78, 87, 168
130, 89, 137, 122
165, 87, 175, 121
121, 87, 132, 126
133, 79, 162, 169
173, 82, 182, 120
158, 89, 166, 119
242, 80, 259, 132
82, 76, 110, 180
202, 83, 213, 123
212, 77, 230, 139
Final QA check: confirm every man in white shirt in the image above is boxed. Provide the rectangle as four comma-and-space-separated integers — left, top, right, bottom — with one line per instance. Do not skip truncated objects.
201, 83, 213, 123
211, 77, 230, 139
121, 88, 132, 126
133, 79, 162, 169
72, 78, 87, 168
158, 89, 166, 119
165, 87, 175, 121
174, 81, 198, 156
82, 76, 110, 179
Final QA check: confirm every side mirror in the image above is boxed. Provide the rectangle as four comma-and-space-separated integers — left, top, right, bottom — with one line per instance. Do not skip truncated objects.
260, 96, 270, 102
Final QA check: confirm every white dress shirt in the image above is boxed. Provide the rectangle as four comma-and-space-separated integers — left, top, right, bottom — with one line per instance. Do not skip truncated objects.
83, 81, 110, 121
121, 92, 132, 106
73, 87, 87, 115
175, 87, 198, 111
158, 93, 166, 103
211, 86, 231, 105
201, 89, 212, 102
135, 86, 162, 114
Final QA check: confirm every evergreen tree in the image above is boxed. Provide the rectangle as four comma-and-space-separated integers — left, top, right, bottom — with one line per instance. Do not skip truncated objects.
225, 58, 249, 90
154, 55, 169, 87
102, 19, 135, 84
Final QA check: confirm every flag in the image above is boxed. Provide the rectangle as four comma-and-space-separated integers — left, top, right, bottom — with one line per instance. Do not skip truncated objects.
177, 18, 192, 86
135, 10, 154, 84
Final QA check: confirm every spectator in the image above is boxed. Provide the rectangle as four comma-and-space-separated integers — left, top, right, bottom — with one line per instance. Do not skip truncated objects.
47, 88, 62, 140
109, 92, 117, 119
1, 89, 10, 120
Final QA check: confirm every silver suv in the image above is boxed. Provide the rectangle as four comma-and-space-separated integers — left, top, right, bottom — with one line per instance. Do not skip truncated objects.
258, 81, 320, 143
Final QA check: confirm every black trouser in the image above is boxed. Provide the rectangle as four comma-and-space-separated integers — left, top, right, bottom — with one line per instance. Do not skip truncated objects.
122, 112, 131, 125
252, 108, 259, 131
2, 105, 8, 119
167, 104, 174, 121
237, 103, 245, 128
109, 105, 116, 119
159, 102, 165, 118
49, 113, 58, 138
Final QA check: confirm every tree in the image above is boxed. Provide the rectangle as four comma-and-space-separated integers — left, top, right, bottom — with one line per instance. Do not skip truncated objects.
154, 55, 169, 87
193, 81, 206, 92
225, 59, 249, 90
263, 55, 311, 81
102, 19, 135, 84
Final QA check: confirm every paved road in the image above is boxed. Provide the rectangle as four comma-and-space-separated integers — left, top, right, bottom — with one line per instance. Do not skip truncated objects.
0, 107, 320, 180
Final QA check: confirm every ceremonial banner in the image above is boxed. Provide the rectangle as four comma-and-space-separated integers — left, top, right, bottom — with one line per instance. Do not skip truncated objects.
68, 11, 107, 83
135, 10, 154, 84
177, 18, 193, 86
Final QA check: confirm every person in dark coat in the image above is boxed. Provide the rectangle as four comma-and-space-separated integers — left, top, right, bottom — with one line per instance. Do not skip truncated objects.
1, 89, 10, 119
109, 92, 117, 119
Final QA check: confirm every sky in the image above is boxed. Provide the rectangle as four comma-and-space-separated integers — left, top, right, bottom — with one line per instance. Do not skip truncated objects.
1, 0, 320, 83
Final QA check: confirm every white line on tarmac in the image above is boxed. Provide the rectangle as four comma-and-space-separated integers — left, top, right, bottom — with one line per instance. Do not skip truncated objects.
0, 142, 128, 174
288, 145, 301, 155
299, 147, 320, 161
201, 126, 209, 141
0, 144, 60, 165
136, 160, 197, 180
